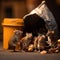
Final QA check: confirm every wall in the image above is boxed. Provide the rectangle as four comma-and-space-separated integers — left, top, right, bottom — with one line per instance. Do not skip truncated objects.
0, 1, 28, 41
0, 0, 60, 41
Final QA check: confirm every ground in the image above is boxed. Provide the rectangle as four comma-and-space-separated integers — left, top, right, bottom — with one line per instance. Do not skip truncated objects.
0, 41, 60, 60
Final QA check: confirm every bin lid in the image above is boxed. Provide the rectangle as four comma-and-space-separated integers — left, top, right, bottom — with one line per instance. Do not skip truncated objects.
2, 18, 24, 26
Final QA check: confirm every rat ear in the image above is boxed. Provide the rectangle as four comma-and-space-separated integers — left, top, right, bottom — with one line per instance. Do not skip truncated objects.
42, 35, 45, 38
29, 33, 32, 36
58, 39, 60, 42
13, 30, 18, 34
48, 30, 54, 34
26, 33, 29, 36
13, 29, 17, 33
51, 31, 54, 34
19, 30, 23, 34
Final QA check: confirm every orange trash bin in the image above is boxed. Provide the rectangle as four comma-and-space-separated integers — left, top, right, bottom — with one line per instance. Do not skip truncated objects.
2, 18, 24, 49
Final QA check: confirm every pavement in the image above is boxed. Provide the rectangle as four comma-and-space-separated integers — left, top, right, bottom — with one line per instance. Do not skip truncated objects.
0, 41, 60, 60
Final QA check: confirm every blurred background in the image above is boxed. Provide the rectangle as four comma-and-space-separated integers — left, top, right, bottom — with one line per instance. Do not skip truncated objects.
0, 0, 60, 43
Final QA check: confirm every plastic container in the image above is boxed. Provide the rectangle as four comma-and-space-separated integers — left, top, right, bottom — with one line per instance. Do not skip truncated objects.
2, 18, 24, 49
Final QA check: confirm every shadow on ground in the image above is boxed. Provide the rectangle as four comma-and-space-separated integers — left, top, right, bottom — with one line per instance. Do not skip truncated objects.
0, 49, 60, 60
0, 41, 60, 60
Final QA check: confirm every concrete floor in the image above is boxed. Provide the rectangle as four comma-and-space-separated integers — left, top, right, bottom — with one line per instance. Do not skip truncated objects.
0, 41, 60, 60
0, 50, 60, 60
